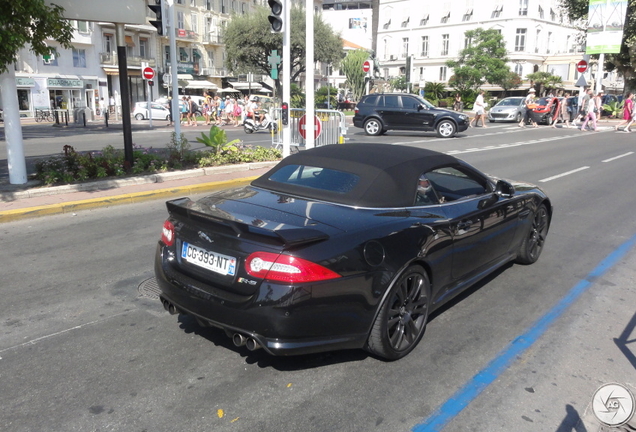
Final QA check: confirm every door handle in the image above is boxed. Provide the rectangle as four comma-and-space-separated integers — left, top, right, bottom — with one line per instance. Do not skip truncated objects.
457, 220, 472, 230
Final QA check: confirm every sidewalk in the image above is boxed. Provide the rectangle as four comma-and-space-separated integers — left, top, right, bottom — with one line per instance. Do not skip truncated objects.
0, 161, 277, 223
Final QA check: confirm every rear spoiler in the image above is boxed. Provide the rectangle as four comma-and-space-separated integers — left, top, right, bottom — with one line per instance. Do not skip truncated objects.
166, 198, 329, 248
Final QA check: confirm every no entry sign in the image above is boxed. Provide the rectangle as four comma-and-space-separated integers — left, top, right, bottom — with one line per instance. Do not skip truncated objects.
576, 60, 588, 73
143, 67, 155, 80
362, 60, 371, 73
299, 114, 322, 140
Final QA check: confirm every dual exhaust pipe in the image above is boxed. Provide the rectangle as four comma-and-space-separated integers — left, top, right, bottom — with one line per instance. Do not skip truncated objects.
232, 333, 261, 351
161, 297, 261, 351
161, 298, 179, 315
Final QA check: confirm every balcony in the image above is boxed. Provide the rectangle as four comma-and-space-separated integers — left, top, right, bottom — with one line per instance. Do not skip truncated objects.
202, 33, 224, 45
176, 28, 199, 41
200, 67, 227, 76
100, 53, 156, 68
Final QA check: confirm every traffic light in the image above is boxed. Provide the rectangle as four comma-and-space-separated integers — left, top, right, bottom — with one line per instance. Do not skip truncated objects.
267, 0, 284, 33
281, 102, 289, 125
148, 0, 165, 36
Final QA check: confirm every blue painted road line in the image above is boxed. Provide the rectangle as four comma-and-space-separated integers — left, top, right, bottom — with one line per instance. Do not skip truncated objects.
412, 233, 636, 432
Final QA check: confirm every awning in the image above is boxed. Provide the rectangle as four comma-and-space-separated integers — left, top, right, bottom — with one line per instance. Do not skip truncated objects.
229, 82, 262, 90
125, 35, 135, 46
192, 49, 201, 59
179, 47, 188, 58
217, 87, 241, 94
177, 74, 193, 80
257, 88, 272, 93
186, 80, 218, 90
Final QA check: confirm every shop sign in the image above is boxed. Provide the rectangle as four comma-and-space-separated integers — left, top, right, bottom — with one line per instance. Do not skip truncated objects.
47, 78, 83, 88
16, 77, 36, 87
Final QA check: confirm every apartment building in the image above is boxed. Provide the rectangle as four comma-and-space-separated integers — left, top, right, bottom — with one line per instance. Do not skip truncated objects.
376, 0, 586, 93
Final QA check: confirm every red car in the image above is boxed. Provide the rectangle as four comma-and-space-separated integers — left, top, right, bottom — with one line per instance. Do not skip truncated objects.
529, 97, 561, 125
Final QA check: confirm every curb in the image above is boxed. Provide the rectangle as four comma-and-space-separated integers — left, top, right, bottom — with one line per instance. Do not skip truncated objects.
0, 161, 278, 224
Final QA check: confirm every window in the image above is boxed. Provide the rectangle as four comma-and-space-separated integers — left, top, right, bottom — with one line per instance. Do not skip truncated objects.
464, 36, 472, 49
550, 8, 556, 21
519, 0, 528, 16
221, 0, 227, 13
462, 9, 473, 22
242, 2, 248, 14
535, 29, 541, 53
538, 6, 544, 19
547, 32, 552, 54
426, 167, 488, 202
206, 0, 212, 10
401, 17, 409, 28
441, 12, 450, 23
441, 34, 449, 56
439, 66, 447, 81
177, 12, 185, 29
207, 50, 214, 67
491, 3, 503, 18
514, 63, 523, 76
383, 38, 390, 60
383, 68, 389, 79
401, 38, 409, 58
421, 36, 429, 56
191, 13, 198, 33
268, 165, 360, 195
415, 174, 441, 205
176, 0, 183, 4
515, 28, 526, 51
104, 34, 114, 53
76, 20, 90, 33
165, 45, 170, 63
385, 95, 401, 108
420, 15, 429, 26
191, 0, 196, 6
72, 48, 86, 68
139, 38, 148, 58
383, 19, 391, 29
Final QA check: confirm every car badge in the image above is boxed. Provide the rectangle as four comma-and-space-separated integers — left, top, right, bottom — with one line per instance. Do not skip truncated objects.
198, 231, 214, 243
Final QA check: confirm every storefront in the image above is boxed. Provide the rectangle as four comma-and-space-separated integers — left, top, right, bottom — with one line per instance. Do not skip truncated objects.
47, 78, 84, 110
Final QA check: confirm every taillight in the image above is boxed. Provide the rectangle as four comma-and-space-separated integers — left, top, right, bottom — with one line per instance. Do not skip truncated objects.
161, 220, 175, 246
245, 251, 341, 284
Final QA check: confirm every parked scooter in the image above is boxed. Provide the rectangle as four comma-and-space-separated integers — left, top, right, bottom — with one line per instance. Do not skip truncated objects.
243, 110, 278, 134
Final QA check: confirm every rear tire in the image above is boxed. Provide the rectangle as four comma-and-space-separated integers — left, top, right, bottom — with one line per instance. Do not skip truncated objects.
244, 124, 254, 134
515, 203, 549, 264
364, 118, 383, 136
367, 265, 430, 360
135, 113, 144, 120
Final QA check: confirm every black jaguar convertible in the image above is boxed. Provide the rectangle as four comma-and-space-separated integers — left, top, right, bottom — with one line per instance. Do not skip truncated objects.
155, 144, 552, 360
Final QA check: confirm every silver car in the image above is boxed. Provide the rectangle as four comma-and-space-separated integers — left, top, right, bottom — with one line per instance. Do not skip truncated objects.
488, 97, 526, 123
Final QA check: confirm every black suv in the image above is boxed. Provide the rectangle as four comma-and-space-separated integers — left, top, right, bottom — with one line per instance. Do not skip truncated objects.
353, 93, 469, 138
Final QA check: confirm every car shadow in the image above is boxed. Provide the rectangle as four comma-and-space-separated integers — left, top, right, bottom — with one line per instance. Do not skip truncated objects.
176, 314, 369, 371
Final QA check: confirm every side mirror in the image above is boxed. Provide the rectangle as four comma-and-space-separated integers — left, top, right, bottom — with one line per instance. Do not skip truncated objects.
495, 179, 515, 197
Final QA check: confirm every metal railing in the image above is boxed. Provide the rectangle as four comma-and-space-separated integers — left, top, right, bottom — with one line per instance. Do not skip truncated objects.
271, 108, 347, 151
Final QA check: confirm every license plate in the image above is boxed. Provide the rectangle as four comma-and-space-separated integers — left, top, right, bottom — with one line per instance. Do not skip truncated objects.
181, 242, 237, 276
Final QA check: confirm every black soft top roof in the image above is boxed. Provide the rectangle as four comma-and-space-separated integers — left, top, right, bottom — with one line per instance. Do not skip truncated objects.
251, 144, 459, 207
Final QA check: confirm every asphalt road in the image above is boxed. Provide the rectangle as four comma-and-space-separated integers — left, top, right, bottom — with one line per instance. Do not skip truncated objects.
1, 122, 635, 431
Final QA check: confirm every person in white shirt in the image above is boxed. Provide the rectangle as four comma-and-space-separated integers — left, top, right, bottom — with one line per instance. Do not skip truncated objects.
469, 90, 488, 128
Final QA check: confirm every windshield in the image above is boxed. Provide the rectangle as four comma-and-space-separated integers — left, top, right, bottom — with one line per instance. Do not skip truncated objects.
497, 98, 523, 106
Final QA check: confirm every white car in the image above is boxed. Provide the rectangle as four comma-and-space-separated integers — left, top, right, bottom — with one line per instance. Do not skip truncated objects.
133, 102, 171, 121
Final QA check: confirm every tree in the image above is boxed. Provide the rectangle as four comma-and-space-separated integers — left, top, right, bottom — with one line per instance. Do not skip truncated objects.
526, 71, 563, 96
499, 72, 523, 96
0, 0, 74, 74
340, 49, 369, 101
446, 28, 510, 93
223, 5, 343, 94
560, 0, 636, 92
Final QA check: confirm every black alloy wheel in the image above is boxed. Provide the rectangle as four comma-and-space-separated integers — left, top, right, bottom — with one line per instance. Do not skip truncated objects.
516, 204, 549, 264
367, 265, 430, 360
364, 118, 383, 136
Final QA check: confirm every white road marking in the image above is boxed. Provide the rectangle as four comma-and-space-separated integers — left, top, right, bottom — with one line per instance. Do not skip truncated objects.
539, 166, 590, 182
602, 152, 634, 163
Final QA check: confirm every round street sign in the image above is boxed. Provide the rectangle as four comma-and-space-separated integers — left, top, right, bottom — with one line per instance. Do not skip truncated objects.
577, 60, 588, 73
299, 114, 322, 140
143, 67, 155, 80
363, 60, 371, 73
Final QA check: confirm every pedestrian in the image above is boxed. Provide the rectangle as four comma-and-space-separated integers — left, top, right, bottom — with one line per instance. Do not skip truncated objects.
98, 97, 107, 118
453, 93, 463, 111
580, 89, 598, 131
166, 96, 173, 126
188, 96, 198, 127
232, 98, 242, 126
180, 96, 188, 125
553, 93, 570, 128
519, 88, 538, 128
470, 91, 487, 128
224, 96, 234, 126
621, 97, 636, 133
614, 92, 633, 132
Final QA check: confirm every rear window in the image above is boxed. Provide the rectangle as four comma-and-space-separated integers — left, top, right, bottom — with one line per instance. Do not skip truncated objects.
362, 95, 381, 106
267, 164, 360, 194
